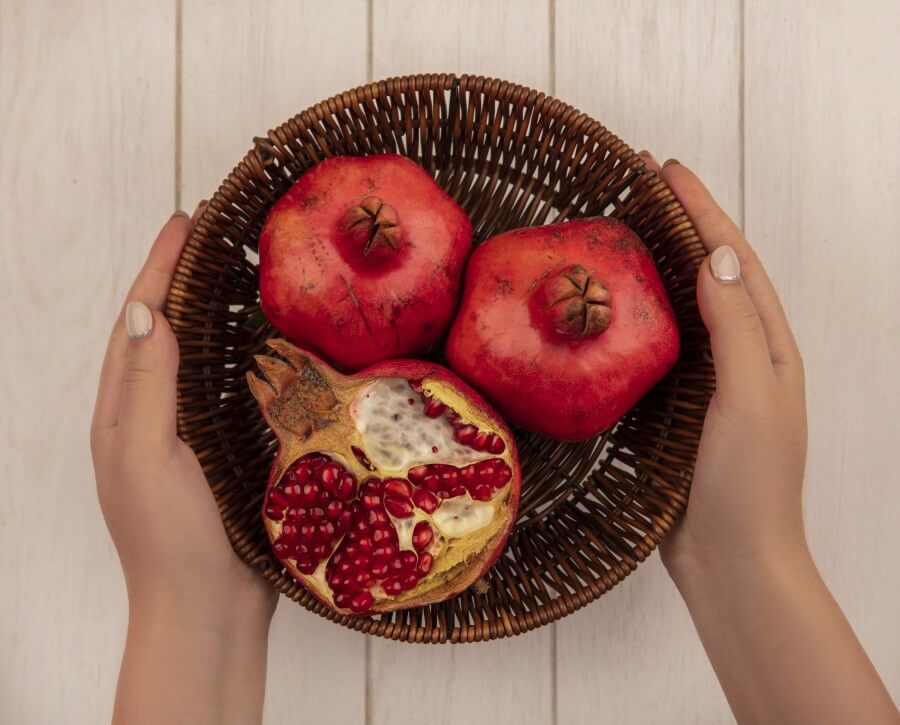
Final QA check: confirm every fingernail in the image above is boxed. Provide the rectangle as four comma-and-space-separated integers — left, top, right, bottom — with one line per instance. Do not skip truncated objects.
710, 245, 741, 284
125, 301, 154, 341
638, 149, 656, 163
172, 209, 190, 220
663, 158, 680, 168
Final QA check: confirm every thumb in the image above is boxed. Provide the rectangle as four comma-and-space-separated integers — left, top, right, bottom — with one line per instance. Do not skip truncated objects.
697, 245, 773, 394
118, 301, 180, 441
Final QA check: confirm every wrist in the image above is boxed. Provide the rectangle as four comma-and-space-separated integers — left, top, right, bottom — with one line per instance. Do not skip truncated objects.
664, 528, 813, 598
126, 579, 275, 640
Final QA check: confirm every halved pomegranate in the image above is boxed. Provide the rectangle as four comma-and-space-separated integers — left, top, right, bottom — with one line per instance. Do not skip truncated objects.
248, 339, 521, 615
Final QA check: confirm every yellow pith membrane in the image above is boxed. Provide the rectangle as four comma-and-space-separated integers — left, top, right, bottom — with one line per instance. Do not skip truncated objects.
248, 340, 517, 615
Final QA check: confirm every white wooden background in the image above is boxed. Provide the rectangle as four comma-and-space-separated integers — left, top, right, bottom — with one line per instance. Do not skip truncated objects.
2, 1, 898, 723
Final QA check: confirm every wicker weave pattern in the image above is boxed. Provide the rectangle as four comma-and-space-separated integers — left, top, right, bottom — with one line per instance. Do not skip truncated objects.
164, 74, 712, 643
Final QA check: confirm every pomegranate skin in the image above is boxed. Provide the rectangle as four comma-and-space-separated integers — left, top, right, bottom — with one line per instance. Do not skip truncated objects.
259, 154, 472, 371
446, 218, 680, 441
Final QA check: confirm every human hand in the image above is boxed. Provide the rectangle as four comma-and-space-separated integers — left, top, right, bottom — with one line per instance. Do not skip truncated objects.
90, 206, 277, 632
638, 156, 809, 583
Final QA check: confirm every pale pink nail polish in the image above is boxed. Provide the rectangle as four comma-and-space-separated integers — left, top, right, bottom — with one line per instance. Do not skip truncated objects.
710, 245, 741, 283
125, 301, 153, 341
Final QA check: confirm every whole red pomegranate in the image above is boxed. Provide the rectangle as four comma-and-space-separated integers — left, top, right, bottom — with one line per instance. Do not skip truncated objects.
248, 339, 520, 615
258, 154, 472, 371
446, 218, 680, 441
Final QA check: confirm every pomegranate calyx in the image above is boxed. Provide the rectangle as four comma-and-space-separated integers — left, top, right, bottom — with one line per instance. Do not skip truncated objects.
247, 339, 338, 439
343, 195, 404, 257
539, 264, 611, 340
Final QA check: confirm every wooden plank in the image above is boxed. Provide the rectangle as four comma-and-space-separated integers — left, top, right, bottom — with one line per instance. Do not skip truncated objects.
369, 3, 554, 725
744, 0, 900, 701
0, 1, 176, 722
179, 2, 369, 723
372, 0, 551, 90
554, 2, 741, 722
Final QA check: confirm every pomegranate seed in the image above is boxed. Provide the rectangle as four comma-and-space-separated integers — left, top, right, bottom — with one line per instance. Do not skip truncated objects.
299, 521, 317, 540
372, 542, 398, 561
319, 462, 341, 488
367, 509, 389, 525
355, 518, 368, 533
476, 459, 496, 478
334, 591, 352, 608
460, 465, 477, 486
362, 493, 381, 509
407, 466, 427, 484
326, 500, 344, 520
286, 506, 308, 521
338, 560, 353, 575
423, 397, 446, 418
292, 464, 311, 484
412, 521, 434, 551
273, 540, 293, 557
455, 424, 477, 445
422, 474, 442, 492
352, 554, 370, 569
412, 489, 439, 514
416, 552, 433, 576
448, 484, 467, 498
306, 455, 326, 470
384, 496, 414, 518
343, 543, 358, 557
361, 479, 381, 495
358, 537, 373, 553
489, 435, 506, 454
268, 489, 291, 507
371, 561, 389, 577
371, 527, 392, 544
281, 522, 299, 538
300, 482, 319, 505
432, 446, 439, 453
316, 521, 335, 542
493, 463, 512, 487
311, 543, 329, 558
351, 446, 375, 471
308, 507, 325, 522
335, 473, 356, 500
295, 554, 318, 574
473, 431, 491, 450
349, 591, 374, 613
399, 551, 417, 571
353, 571, 374, 588
339, 511, 352, 530
383, 578, 404, 595
383, 478, 413, 498
282, 482, 302, 497
472, 483, 493, 501
439, 467, 459, 486
399, 573, 418, 591
265, 503, 285, 520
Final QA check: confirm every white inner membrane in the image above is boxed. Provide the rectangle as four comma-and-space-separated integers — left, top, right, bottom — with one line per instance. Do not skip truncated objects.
352, 379, 490, 473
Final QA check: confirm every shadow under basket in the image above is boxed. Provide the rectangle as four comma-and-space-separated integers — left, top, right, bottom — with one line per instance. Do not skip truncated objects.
165, 73, 713, 643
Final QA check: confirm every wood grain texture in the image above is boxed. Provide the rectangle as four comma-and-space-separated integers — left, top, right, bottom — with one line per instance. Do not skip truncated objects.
372, 0, 552, 90
368, 3, 553, 724
2, 1, 899, 723
179, 2, 369, 723
554, 2, 740, 723
744, 0, 900, 703
0, 1, 176, 723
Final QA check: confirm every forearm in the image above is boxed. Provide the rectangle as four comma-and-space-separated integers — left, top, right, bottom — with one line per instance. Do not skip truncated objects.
113, 596, 271, 725
672, 545, 898, 724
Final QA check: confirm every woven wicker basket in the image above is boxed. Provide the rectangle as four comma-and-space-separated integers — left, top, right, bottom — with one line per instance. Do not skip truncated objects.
165, 73, 712, 643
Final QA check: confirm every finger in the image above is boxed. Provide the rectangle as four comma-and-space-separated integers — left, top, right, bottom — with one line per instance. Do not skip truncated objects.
117, 304, 180, 441
638, 149, 662, 174
661, 160, 802, 372
697, 246, 774, 395
91, 210, 193, 437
